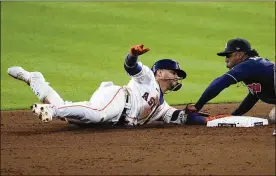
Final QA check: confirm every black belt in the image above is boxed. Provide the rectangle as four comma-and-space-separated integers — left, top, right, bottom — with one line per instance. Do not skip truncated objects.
115, 95, 129, 126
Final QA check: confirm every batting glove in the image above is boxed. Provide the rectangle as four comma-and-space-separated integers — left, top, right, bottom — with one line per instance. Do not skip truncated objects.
130, 44, 150, 57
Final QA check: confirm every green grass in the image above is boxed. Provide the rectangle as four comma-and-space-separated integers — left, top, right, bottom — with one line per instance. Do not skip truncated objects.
1, 2, 275, 110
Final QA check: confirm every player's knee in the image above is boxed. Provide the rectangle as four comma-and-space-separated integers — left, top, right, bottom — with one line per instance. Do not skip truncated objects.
30, 72, 46, 83
45, 90, 64, 106
29, 73, 54, 103
269, 107, 275, 124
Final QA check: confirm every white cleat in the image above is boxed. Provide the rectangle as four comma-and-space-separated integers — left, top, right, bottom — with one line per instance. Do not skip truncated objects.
7, 66, 30, 84
31, 103, 53, 123
30, 103, 43, 115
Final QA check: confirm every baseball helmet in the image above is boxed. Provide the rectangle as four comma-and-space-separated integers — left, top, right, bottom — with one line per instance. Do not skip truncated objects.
151, 59, 187, 79
151, 59, 186, 91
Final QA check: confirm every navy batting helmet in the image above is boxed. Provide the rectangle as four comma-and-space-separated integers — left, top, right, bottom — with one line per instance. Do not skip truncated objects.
151, 59, 187, 79
151, 59, 186, 91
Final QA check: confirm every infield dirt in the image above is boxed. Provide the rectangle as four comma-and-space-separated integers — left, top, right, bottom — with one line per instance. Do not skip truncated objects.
1, 102, 275, 175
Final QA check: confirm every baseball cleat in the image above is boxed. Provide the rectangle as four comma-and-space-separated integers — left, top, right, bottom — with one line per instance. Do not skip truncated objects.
31, 103, 53, 123
31, 103, 44, 116
7, 66, 30, 84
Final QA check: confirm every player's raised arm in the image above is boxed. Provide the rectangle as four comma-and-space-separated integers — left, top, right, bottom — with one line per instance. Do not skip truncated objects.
124, 44, 150, 75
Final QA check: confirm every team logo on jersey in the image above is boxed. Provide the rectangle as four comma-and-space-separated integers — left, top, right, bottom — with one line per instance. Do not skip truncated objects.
142, 92, 156, 109
247, 83, 261, 94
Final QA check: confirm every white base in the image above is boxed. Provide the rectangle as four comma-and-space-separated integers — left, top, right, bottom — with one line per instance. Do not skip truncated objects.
207, 116, 268, 127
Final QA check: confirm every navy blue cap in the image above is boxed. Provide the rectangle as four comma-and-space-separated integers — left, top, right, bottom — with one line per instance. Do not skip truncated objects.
217, 38, 251, 56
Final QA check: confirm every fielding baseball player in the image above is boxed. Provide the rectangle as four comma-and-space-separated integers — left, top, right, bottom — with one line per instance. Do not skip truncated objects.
186, 38, 276, 124
9, 44, 217, 127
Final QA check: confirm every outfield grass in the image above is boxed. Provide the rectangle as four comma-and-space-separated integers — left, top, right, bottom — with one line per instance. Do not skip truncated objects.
1, 2, 275, 110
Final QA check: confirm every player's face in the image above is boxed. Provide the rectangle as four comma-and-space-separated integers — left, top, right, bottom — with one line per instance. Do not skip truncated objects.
158, 69, 180, 90
225, 52, 245, 69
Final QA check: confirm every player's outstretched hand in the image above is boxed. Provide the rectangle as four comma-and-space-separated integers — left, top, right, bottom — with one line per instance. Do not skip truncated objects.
185, 104, 199, 113
130, 44, 150, 57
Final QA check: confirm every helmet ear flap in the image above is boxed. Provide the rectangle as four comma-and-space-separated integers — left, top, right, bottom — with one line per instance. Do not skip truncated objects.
152, 64, 156, 72
151, 64, 158, 74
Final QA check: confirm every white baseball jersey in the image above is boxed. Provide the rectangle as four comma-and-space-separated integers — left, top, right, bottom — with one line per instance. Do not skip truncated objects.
124, 62, 179, 125
40, 61, 185, 126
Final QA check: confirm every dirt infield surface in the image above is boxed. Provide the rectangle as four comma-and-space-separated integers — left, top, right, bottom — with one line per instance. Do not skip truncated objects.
1, 103, 275, 175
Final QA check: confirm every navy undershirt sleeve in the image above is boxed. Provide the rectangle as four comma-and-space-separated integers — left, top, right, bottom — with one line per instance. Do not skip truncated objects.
231, 93, 259, 115
124, 54, 142, 76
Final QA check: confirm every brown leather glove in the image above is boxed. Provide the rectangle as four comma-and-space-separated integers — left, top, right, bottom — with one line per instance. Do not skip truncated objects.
130, 44, 150, 57
185, 103, 199, 113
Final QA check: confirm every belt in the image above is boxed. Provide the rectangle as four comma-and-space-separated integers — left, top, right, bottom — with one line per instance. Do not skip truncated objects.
115, 94, 129, 126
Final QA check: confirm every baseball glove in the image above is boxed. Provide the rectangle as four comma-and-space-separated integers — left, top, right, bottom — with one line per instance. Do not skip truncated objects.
184, 103, 210, 117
